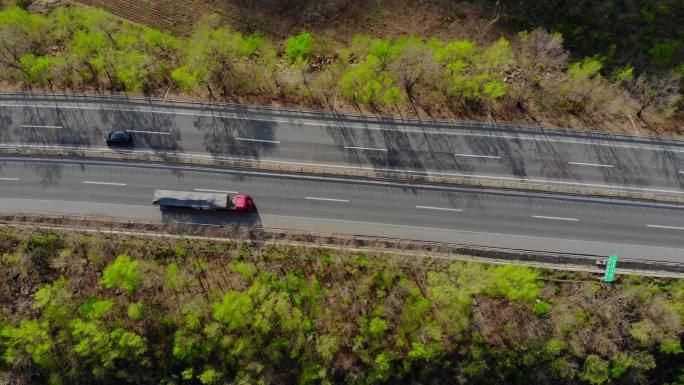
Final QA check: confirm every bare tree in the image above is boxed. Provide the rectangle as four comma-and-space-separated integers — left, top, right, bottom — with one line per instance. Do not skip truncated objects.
310, 62, 345, 111
627, 72, 681, 118
389, 39, 438, 116
513, 28, 568, 110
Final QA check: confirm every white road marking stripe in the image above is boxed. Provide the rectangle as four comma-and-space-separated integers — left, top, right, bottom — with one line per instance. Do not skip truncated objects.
454, 153, 501, 159
533, 215, 579, 221
21, 124, 62, 129
234, 137, 280, 144
646, 224, 684, 231
193, 188, 238, 194
172, 221, 222, 227
416, 205, 463, 212
126, 130, 171, 135
4, 103, 684, 154
568, 161, 614, 168
305, 196, 350, 203
0, 177, 20, 181
345, 146, 388, 152
82, 180, 127, 186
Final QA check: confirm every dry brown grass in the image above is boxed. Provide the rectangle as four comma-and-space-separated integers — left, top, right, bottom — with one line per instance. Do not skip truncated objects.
73, 0, 508, 44
75, 0, 217, 35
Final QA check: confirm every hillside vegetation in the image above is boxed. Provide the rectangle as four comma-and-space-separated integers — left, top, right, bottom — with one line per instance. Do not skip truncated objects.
0, 4, 680, 136
483, 0, 683, 75
0, 227, 682, 385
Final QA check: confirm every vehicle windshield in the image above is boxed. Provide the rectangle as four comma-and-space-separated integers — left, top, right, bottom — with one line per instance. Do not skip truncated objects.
110, 132, 127, 139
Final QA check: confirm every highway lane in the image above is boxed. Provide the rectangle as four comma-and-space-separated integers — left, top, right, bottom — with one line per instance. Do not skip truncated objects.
0, 95, 683, 196
0, 156, 682, 262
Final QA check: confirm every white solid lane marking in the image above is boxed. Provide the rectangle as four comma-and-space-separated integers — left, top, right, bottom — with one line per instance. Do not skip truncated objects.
193, 188, 239, 194
567, 161, 614, 168
416, 205, 463, 212
126, 130, 171, 135
532, 215, 579, 221
646, 224, 684, 231
345, 146, 388, 152
0, 177, 20, 181
305, 196, 350, 203
22, 124, 62, 129
82, 180, 127, 186
173, 221, 222, 227
234, 137, 280, 144
454, 153, 501, 159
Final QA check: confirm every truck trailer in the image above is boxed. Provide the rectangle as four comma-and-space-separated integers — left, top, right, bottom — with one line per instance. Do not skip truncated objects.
153, 190, 254, 211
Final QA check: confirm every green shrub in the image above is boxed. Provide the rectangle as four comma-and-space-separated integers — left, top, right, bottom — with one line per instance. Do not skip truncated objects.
581, 355, 610, 385
316, 333, 339, 363
550, 357, 575, 380
199, 367, 221, 384
284, 31, 313, 64
484, 265, 541, 302
649, 40, 683, 69
212, 290, 252, 331
660, 337, 684, 354
33, 278, 73, 324
79, 297, 114, 319
101, 255, 143, 294
533, 300, 551, 316
610, 351, 633, 379
163, 263, 186, 292
174, 246, 187, 258
367, 316, 388, 338
127, 302, 145, 320
229, 261, 257, 281
70, 319, 148, 373
0, 319, 54, 369
630, 319, 659, 347
545, 339, 565, 356
181, 367, 194, 380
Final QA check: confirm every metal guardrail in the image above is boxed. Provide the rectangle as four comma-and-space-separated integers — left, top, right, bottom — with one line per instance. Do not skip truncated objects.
1, 91, 683, 147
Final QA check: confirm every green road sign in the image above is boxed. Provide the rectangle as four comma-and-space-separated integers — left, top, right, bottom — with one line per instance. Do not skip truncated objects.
603, 255, 619, 282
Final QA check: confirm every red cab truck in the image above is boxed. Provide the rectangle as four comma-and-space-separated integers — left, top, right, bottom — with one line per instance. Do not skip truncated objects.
153, 189, 254, 211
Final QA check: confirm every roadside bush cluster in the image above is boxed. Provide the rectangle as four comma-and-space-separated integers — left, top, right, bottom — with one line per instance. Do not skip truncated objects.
0, 228, 682, 384
0, 5, 679, 129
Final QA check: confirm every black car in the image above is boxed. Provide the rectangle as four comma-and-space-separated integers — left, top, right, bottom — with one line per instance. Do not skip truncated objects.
105, 131, 133, 145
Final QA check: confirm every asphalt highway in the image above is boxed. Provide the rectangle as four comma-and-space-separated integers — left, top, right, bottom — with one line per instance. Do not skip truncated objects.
1, 94, 683, 197
0, 156, 682, 262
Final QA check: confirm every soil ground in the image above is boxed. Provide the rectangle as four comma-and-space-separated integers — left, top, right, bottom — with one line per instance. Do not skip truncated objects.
73, 0, 507, 44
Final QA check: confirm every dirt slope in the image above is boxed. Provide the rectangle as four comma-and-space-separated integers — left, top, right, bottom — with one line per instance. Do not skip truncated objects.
74, 0, 508, 44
